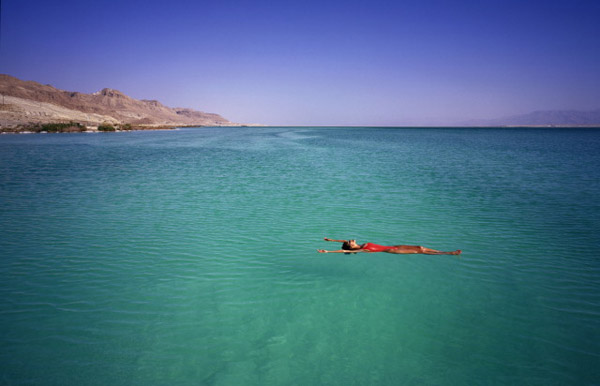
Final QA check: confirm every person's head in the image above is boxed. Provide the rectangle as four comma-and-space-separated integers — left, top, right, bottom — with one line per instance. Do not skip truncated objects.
341, 239, 361, 253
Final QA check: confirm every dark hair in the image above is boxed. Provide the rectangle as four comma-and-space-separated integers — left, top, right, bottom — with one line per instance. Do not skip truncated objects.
342, 240, 360, 255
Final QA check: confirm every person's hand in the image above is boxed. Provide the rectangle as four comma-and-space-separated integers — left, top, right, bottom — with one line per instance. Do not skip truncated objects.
323, 237, 330, 241
317, 249, 327, 253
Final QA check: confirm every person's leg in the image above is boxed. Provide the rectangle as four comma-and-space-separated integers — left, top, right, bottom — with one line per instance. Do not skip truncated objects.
385, 245, 422, 254
421, 248, 461, 255
386, 245, 461, 255
420, 246, 445, 254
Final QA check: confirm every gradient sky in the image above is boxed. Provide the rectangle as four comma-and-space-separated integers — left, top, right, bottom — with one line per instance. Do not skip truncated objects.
1, 0, 599, 125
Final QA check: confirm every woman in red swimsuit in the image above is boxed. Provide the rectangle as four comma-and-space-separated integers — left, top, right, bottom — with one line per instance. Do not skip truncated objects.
317, 237, 461, 255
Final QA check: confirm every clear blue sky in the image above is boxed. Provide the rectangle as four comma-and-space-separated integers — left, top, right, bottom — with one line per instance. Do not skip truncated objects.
1, 0, 599, 125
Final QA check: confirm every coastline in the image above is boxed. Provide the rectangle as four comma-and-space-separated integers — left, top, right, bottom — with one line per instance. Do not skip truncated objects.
0, 123, 178, 134
0, 123, 250, 134
3, 124, 599, 134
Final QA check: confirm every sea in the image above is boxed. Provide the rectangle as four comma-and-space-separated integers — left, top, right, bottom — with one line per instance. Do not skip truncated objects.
1, 126, 599, 385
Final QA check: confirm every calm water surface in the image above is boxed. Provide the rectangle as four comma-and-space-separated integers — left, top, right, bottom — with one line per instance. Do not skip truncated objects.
1, 127, 599, 385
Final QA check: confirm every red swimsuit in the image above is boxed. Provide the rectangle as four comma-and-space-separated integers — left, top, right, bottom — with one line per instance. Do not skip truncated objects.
362, 243, 394, 252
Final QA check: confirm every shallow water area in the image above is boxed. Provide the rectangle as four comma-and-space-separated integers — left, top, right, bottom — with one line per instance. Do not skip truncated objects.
1, 127, 599, 385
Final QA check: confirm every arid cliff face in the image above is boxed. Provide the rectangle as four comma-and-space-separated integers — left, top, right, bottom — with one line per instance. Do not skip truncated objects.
0, 74, 235, 128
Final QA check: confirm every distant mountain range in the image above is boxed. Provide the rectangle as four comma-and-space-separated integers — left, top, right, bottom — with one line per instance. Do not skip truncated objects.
462, 109, 600, 127
0, 74, 235, 128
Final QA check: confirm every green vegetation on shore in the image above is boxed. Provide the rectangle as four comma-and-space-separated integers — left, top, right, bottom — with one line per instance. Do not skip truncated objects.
42, 122, 86, 132
0, 122, 86, 133
97, 124, 116, 132
0, 122, 177, 133
3, 122, 88, 133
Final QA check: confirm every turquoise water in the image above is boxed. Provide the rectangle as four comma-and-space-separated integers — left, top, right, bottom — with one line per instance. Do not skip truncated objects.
1, 127, 599, 385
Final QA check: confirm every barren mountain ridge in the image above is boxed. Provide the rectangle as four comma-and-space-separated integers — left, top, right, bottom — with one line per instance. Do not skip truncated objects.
0, 74, 234, 128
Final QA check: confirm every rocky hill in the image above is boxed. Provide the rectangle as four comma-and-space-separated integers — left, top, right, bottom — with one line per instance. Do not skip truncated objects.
0, 74, 235, 129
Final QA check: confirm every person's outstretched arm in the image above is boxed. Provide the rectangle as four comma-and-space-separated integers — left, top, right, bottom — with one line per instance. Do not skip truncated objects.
323, 237, 346, 242
317, 249, 366, 253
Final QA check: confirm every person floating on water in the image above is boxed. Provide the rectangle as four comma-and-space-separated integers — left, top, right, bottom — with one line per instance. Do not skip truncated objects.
317, 237, 461, 255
